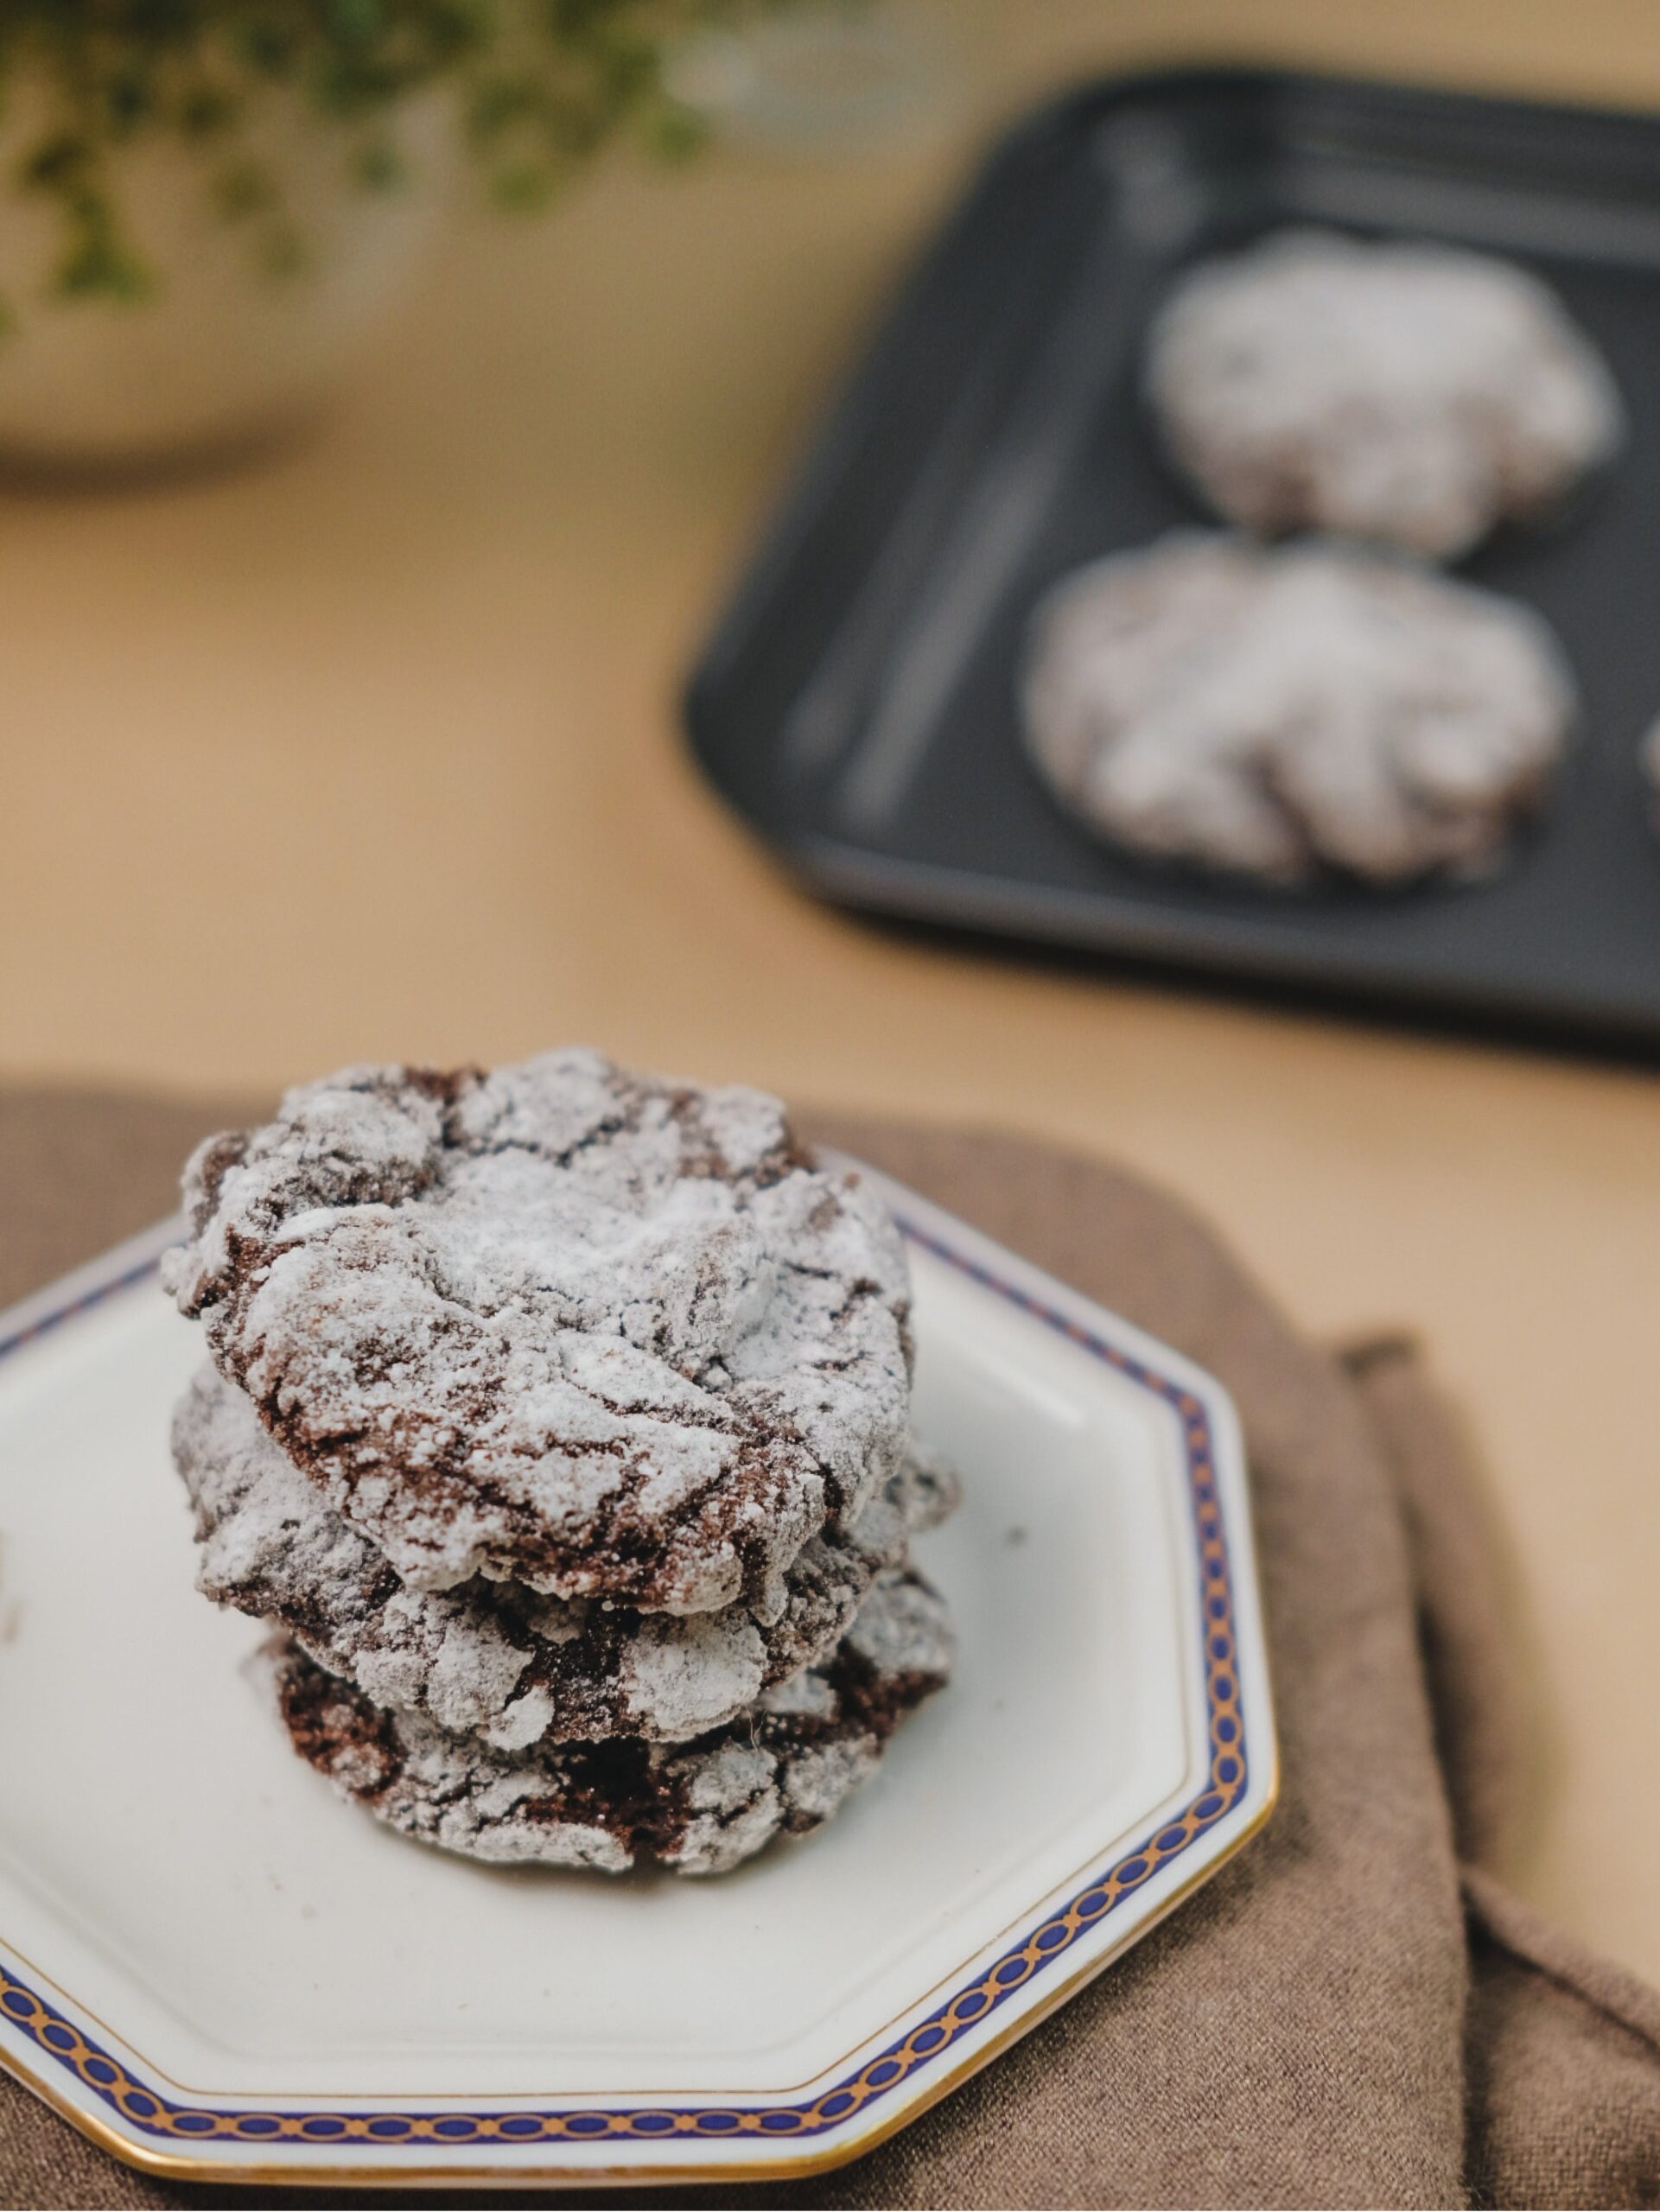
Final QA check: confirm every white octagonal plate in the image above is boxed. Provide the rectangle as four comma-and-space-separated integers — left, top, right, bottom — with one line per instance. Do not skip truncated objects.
0, 1165, 1275, 2189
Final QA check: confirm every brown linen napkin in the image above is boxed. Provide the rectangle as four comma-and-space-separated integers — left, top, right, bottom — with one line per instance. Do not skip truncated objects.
1, 1086, 1657, 2211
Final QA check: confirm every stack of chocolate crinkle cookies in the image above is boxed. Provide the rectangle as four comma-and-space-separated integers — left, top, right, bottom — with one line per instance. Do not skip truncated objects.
162, 1048, 957, 1878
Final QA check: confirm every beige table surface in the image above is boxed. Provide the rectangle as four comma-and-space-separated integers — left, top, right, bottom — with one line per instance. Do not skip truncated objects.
5, 0, 1659, 1986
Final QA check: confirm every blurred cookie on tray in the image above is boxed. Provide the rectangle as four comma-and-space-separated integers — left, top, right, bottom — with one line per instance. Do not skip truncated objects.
1145, 228, 1624, 561
1021, 532, 1575, 887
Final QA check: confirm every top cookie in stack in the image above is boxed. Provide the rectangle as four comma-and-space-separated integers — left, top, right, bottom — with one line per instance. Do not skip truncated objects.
162, 1049, 957, 1875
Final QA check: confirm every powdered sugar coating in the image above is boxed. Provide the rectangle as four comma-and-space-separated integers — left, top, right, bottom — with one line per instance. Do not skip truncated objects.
175, 1363, 958, 1745
268, 1568, 954, 1876
1147, 229, 1623, 560
1023, 532, 1574, 885
162, 1052, 913, 1616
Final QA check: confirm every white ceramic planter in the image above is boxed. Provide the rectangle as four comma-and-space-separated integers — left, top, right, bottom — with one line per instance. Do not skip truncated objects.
0, 80, 452, 473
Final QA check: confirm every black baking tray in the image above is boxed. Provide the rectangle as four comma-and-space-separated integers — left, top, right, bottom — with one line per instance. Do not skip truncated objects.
684, 67, 1660, 1053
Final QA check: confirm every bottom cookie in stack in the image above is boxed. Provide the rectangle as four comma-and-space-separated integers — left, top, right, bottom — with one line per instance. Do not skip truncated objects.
267, 1566, 955, 1877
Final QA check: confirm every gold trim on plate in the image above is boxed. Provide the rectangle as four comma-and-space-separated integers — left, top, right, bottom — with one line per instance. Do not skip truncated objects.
0, 1761, 1277, 2190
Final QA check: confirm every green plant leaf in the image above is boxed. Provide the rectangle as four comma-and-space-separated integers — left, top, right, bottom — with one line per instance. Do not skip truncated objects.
0, 0, 803, 320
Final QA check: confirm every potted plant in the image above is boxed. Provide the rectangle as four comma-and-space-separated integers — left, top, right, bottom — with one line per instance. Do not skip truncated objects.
0, 0, 764, 470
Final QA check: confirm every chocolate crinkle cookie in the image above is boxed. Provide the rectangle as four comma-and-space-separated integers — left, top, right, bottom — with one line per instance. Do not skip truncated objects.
1146, 229, 1623, 561
162, 1051, 914, 1617
176, 1362, 958, 1747
266, 1567, 956, 1877
1022, 532, 1575, 887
